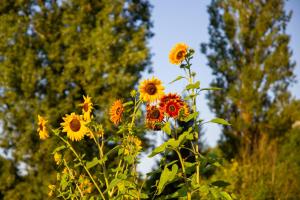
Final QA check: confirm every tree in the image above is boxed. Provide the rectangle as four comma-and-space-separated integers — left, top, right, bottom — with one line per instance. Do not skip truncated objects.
201, 0, 299, 158
0, 0, 152, 198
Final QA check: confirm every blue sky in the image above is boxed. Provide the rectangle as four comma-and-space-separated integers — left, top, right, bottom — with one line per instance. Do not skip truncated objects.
138, 0, 300, 174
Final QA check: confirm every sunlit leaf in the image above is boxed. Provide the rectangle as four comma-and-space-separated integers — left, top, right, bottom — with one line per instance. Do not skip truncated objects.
210, 118, 231, 125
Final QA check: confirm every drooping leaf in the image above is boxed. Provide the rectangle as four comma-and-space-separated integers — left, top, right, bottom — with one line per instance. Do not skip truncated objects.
185, 81, 200, 90
210, 118, 231, 125
162, 121, 171, 135
169, 75, 186, 84
211, 180, 231, 187
86, 157, 99, 169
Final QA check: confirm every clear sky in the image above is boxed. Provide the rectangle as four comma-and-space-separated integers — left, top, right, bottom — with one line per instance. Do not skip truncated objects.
138, 0, 300, 174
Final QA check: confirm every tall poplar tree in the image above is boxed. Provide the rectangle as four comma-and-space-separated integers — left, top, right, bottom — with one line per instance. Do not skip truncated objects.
201, 0, 299, 158
0, 0, 152, 199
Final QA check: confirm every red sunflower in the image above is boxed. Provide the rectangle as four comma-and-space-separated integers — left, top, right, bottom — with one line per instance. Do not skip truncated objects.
159, 93, 181, 109
164, 100, 183, 118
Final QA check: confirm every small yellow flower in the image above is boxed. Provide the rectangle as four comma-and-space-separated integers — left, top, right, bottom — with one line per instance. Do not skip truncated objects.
37, 115, 49, 140
139, 77, 164, 102
48, 184, 56, 197
54, 152, 62, 165
79, 175, 93, 194
60, 113, 88, 141
79, 95, 93, 122
109, 100, 124, 126
169, 43, 188, 65
123, 136, 142, 155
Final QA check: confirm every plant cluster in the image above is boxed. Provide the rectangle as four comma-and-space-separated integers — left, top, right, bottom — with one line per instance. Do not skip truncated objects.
38, 43, 233, 199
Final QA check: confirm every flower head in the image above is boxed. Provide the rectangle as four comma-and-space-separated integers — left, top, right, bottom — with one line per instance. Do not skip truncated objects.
123, 135, 142, 155
79, 95, 93, 122
37, 115, 49, 140
159, 93, 181, 109
139, 77, 164, 102
146, 105, 164, 131
169, 43, 188, 65
54, 152, 62, 165
110, 100, 124, 125
165, 100, 183, 118
60, 113, 88, 141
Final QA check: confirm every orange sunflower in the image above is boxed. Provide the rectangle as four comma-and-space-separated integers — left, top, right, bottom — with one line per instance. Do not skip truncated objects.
146, 105, 165, 130
109, 99, 124, 125
37, 115, 49, 140
79, 95, 93, 122
139, 77, 164, 102
169, 43, 188, 65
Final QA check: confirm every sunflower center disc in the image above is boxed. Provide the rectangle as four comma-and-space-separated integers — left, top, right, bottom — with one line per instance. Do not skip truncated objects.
83, 103, 89, 112
146, 83, 157, 95
176, 51, 184, 60
70, 119, 81, 132
169, 105, 176, 112
39, 123, 43, 131
151, 109, 160, 119
116, 107, 122, 115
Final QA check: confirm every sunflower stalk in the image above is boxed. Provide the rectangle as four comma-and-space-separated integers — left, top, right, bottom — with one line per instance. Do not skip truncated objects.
57, 135, 106, 200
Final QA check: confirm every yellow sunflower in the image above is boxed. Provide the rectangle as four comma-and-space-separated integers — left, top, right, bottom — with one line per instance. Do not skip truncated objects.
79, 95, 93, 122
60, 113, 88, 141
169, 43, 188, 65
139, 77, 164, 102
109, 99, 124, 125
37, 115, 49, 140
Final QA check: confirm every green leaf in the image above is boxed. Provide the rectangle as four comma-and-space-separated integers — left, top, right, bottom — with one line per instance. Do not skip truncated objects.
169, 75, 185, 84
162, 122, 171, 135
140, 193, 149, 199
210, 118, 231, 125
148, 143, 167, 158
157, 164, 178, 195
221, 192, 233, 200
52, 145, 66, 154
200, 87, 221, 91
86, 157, 99, 169
123, 101, 134, 107
185, 81, 200, 90
167, 138, 179, 148
211, 180, 231, 187
182, 112, 198, 122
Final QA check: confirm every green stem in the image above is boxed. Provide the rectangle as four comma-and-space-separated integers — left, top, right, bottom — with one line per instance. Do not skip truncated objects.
186, 58, 201, 189
63, 159, 84, 197
175, 149, 192, 199
92, 133, 111, 197
57, 135, 106, 200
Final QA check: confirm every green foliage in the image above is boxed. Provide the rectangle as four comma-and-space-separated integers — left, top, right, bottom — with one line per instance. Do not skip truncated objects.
202, 0, 298, 158
210, 127, 300, 199
0, 0, 152, 198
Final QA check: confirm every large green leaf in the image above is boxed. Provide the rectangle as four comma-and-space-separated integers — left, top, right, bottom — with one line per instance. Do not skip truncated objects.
157, 164, 178, 195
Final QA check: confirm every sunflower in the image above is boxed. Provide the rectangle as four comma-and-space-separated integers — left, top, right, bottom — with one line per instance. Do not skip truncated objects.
165, 100, 183, 118
178, 102, 190, 120
146, 105, 164, 123
159, 93, 181, 109
169, 43, 188, 65
37, 115, 49, 140
61, 113, 88, 141
109, 99, 124, 125
79, 95, 93, 122
139, 77, 164, 102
